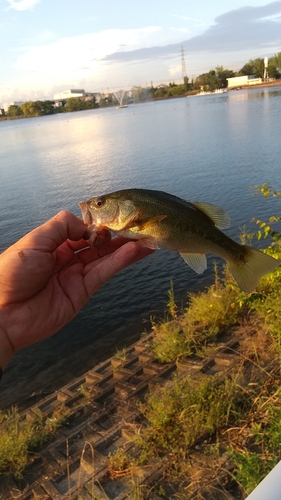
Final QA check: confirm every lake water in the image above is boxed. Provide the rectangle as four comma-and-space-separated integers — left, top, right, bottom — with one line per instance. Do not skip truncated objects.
1, 87, 281, 402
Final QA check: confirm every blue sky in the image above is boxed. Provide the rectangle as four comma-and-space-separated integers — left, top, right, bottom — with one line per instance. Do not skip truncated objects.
0, 0, 280, 105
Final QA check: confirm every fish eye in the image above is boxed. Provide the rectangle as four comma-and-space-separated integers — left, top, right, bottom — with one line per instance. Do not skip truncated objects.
94, 197, 105, 208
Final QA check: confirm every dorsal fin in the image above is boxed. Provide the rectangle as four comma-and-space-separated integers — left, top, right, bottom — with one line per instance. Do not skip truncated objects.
190, 202, 230, 229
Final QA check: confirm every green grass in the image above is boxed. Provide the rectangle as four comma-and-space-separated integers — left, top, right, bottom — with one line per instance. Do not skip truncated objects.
0, 404, 71, 478
137, 373, 246, 457
228, 386, 281, 494
151, 273, 245, 363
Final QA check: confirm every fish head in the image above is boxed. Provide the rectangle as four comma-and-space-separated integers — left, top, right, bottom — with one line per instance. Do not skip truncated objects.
78, 192, 138, 231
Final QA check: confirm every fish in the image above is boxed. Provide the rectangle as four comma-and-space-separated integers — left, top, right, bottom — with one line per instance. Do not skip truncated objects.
78, 188, 280, 293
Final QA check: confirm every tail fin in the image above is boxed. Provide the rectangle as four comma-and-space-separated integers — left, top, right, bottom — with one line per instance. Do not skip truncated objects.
228, 246, 280, 294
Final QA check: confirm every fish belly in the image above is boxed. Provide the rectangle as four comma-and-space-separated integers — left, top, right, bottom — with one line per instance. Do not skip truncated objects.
156, 221, 243, 265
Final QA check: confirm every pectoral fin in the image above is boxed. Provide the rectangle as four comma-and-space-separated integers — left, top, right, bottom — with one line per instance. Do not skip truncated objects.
129, 214, 167, 231
139, 236, 159, 250
180, 252, 207, 274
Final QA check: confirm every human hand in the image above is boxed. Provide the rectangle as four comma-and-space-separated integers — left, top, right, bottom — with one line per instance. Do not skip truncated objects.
0, 211, 153, 370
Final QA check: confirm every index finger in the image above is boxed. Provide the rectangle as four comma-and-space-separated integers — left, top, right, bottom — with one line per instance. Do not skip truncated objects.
74, 235, 143, 264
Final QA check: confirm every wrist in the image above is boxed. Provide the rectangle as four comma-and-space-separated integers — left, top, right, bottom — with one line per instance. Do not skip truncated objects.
0, 316, 14, 371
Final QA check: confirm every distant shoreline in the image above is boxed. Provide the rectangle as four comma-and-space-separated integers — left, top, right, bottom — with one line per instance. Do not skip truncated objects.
228, 79, 281, 91
1, 80, 280, 122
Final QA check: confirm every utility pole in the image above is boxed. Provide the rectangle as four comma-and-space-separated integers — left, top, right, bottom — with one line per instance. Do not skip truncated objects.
181, 46, 188, 89
264, 57, 268, 80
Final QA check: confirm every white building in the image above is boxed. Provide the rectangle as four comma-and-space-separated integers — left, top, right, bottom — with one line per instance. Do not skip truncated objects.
226, 75, 263, 89
53, 89, 85, 100
3, 101, 24, 112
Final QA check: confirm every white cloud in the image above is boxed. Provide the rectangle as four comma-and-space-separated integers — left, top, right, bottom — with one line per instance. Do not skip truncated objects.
7, 26, 176, 98
13, 26, 183, 78
7, 0, 41, 11
171, 14, 206, 24
169, 64, 182, 77
170, 27, 190, 34
104, 2, 281, 64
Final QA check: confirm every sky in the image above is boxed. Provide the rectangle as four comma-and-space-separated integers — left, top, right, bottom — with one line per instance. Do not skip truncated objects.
0, 0, 280, 105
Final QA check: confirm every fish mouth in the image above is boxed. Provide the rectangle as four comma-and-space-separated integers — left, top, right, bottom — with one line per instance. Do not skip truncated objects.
78, 201, 93, 225
78, 201, 108, 241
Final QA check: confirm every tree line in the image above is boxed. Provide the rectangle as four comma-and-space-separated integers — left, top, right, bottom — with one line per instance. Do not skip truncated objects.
5, 97, 98, 118
3, 53, 281, 118
193, 53, 281, 93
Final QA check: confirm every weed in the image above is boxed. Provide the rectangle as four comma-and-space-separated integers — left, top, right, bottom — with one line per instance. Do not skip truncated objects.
229, 448, 270, 495
0, 407, 34, 478
115, 347, 128, 362
249, 183, 281, 248
151, 320, 187, 362
183, 280, 242, 339
167, 279, 178, 319
137, 373, 243, 459
77, 384, 86, 396
129, 477, 144, 500
0, 404, 71, 478
227, 382, 281, 494
108, 447, 131, 478
151, 277, 243, 363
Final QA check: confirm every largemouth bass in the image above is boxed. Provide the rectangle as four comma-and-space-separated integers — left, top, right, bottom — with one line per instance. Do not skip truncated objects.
79, 188, 279, 293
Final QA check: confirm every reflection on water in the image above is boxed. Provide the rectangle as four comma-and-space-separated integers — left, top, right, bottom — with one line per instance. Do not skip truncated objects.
0, 87, 281, 397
